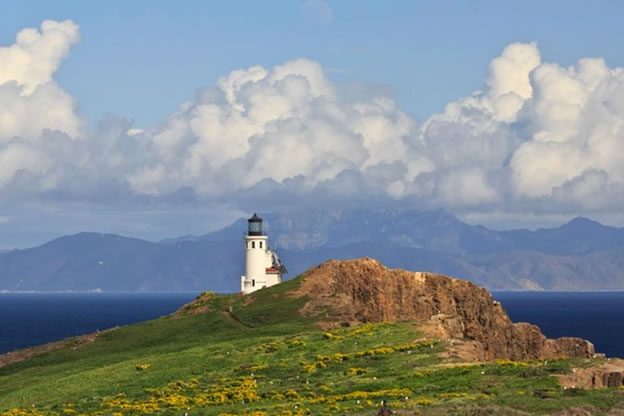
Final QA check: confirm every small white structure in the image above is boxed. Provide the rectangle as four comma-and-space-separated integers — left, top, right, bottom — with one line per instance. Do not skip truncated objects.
241, 214, 287, 294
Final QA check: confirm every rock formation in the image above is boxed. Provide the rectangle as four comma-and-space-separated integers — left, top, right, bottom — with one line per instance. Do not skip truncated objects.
291, 257, 595, 361
557, 359, 624, 389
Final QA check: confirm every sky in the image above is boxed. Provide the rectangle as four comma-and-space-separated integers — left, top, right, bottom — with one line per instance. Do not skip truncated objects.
2, 1, 624, 248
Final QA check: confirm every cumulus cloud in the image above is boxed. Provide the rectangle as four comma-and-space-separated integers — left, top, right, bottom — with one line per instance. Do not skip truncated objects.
0, 20, 79, 93
0, 20, 81, 190
4, 20, 624, 225
124, 57, 412, 198
413, 42, 624, 217
0, 19, 81, 140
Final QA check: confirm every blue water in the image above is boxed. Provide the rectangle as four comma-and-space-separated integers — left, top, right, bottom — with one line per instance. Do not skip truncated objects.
0, 292, 197, 354
0, 292, 622, 358
493, 291, 624, 358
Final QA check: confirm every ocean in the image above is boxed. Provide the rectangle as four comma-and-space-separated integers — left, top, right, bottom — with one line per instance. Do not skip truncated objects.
493, 291, 624, 358
0, 292, 197, 354
0, 291, 622, 357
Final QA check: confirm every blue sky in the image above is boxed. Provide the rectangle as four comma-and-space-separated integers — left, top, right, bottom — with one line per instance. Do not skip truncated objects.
2, 1, 624, 248
3, 1, 624, 127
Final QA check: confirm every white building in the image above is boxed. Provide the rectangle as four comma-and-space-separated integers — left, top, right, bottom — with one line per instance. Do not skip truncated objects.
241, 214, 287, 294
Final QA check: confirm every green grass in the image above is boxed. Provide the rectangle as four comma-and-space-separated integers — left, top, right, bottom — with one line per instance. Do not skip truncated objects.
1, 279, 623, 415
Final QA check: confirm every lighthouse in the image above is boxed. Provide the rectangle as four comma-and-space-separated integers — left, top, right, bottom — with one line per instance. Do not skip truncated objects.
241, 213, 287, 294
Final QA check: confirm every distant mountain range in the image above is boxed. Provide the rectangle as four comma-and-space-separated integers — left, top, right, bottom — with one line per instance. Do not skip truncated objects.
1, 209, 624, 291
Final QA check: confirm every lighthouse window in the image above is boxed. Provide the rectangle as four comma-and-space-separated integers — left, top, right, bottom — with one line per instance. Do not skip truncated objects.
252, 279, 255, 287
252, 241, 255, 249
259, 242, 263, 249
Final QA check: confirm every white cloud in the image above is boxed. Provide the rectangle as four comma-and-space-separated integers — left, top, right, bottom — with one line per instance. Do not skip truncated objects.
0, 20, 81, 191
126, 57, 408, 196
0, 81, 80, 140
0, 20, 79, 94
509, 57, 624, 199
3, 20, 624, 226
126, 128, 144, 137
302, 0, 333, 25
412, 41, 624, 217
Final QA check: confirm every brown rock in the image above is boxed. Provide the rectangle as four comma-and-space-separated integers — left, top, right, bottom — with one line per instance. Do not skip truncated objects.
292, 257, 595, 361
557, 358, 624, 389
604, 371, 624, 388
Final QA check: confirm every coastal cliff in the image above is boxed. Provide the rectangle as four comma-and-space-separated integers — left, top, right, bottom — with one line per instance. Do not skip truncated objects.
289, 257, 595, 361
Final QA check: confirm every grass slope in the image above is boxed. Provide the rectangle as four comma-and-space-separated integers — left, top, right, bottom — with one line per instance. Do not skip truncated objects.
1, 277, 623, 415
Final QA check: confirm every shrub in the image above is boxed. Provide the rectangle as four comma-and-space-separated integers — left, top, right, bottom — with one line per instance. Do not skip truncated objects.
344, 367, 368, 376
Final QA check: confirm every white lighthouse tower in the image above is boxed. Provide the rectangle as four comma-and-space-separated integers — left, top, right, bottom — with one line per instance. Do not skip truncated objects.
241, 213, 287, 294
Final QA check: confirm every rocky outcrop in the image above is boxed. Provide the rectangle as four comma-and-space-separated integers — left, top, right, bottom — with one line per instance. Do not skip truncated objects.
557, 359, 624, 389
291, 258, 595, 361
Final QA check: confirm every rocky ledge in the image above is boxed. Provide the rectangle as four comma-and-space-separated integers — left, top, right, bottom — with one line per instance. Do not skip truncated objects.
290, 258, 596, 361
557, 359, 624, 389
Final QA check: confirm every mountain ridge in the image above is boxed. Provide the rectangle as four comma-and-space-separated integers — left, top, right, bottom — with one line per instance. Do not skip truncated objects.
2, 209, 624, 291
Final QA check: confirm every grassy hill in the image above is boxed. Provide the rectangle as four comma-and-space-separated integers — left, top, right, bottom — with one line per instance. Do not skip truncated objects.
1, 272, 624, 416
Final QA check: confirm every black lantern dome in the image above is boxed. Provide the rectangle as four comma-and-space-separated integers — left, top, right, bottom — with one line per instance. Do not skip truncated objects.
248, 213, 263, 236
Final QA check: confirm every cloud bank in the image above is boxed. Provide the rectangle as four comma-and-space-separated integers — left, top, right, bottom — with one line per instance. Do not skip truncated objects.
3, 20, 624, 223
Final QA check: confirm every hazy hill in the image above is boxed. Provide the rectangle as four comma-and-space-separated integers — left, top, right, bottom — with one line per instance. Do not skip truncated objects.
161, 209, 484, 253
0, 233, 243, 292
165, 209, 624, 256
2, 209, 624, 291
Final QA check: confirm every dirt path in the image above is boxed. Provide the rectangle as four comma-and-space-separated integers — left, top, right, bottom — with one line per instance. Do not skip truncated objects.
220, 311, 251, 329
